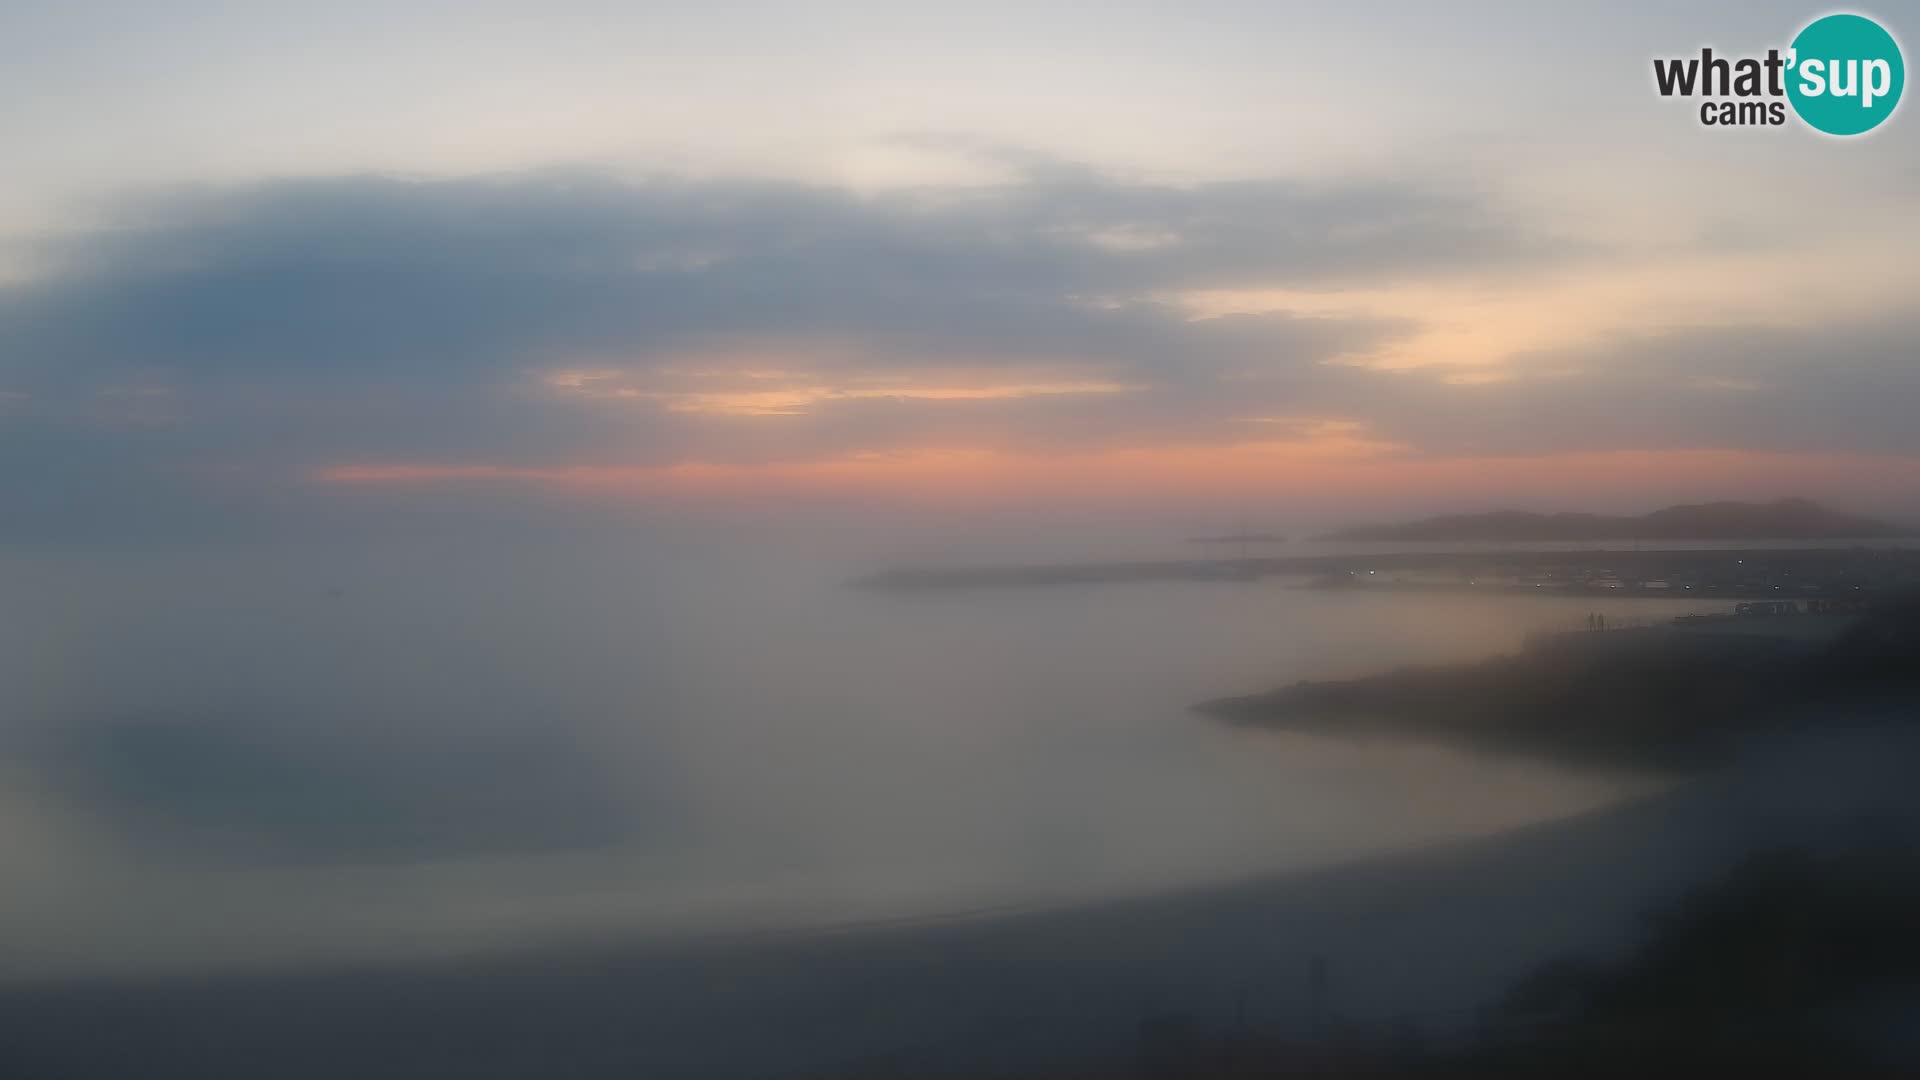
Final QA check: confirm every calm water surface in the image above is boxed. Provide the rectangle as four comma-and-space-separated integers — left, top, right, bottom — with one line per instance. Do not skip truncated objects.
0, 531, 1710, 977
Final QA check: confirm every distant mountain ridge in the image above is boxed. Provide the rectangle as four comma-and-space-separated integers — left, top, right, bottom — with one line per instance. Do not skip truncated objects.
1323, 498, 1913, 542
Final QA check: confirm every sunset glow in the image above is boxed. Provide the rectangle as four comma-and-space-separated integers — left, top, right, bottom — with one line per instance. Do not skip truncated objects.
2, 2, 1916, 528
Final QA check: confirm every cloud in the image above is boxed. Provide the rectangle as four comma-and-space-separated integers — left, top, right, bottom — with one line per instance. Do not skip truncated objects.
1362, 316, 1920, 459
3, 165, 1529, 384
0, 160, 1914, 534
0, 164, 1522, 527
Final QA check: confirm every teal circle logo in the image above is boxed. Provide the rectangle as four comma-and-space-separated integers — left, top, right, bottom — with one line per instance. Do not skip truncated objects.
1787, 13, 1905, 135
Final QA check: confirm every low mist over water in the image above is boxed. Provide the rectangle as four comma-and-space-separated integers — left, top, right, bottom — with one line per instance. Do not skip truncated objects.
0, 526, 1680, 978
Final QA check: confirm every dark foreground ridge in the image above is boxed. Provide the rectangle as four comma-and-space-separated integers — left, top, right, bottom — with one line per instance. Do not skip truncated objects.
1321, 498, 1913, 543
1199, 598, 1920, 772
1453, 844, 1920, 1079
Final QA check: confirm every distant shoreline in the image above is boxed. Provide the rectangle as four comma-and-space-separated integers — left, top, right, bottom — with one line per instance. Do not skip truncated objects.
1320, 498, 1913, 543
853, 543, 1920, 595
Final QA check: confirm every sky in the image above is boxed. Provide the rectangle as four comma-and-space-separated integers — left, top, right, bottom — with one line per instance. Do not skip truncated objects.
3, 0, 1918, 540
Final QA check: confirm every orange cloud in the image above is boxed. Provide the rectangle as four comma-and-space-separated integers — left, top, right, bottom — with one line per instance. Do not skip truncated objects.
314, 438, 1920, 511
542, 365, 1142, 416
312, 434, 1920, 512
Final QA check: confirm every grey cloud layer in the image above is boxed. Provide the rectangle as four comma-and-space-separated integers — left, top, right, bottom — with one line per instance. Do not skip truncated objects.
0, 168, 1504, 514
6, 167, 1516, 382
0, 165, 1910, 536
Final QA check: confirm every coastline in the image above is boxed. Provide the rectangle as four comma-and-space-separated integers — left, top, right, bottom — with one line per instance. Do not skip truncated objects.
4, 725, 1913, 1077
855, 544, 1920, 596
